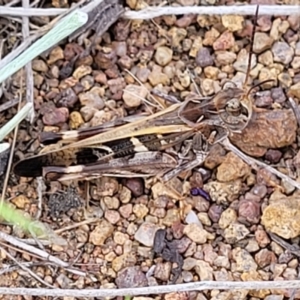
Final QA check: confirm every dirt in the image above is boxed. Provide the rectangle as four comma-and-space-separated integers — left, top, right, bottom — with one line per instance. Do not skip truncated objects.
0, 0, 300, 299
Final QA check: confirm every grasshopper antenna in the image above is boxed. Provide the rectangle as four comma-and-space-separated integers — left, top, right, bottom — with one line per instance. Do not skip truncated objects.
245, 6, 275, 97
244, 5, 260, 90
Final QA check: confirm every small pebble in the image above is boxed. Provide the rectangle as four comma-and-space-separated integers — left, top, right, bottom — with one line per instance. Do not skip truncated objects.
271, 87, 286, 103
255, 91, 273, 107
115, 266, 147, 288
257, 15, 272, 31
208, 204, 223, 223
123, 84, 147, 108
136, 67, 151, 83
80, 106, 97, 122
118, 55, 133, 70
189, 36, 203, 57
119, 204, 133, 219
89, 220, 114, 246
105, 210, 120, 224
32, 59, 48, 72
253, 32, 274, 54
47, 46, 64, 64
154, 46, 173, 66
255, 249, 276, 268
73, 65, 92, 80
221, 15, 244, 32
238, 199, 261, 223
251, 184, 268, 199
57, 87, 78, 108
272, 41, 294, 65
265, 149, 282, 163
133, 204, 149, 219
183, 223, 209, 244
185, 210, 203, 227
42, 107, 69, 126
232, 248, 258, 272
291, 56, 300, 69
233, 49, 256, 73
215, 51, 236, 65
224, 223, 250, 244
122, 178, 144, 197
175, 14, 194, 28
213, 31, 235, 51
134, 222, 159, 247
219, 208, 237, 229
195, 47, 213, 67
69, 111, 84, 129
79, 91, 105, 110
289, 82, 300, 99
95, 48, 117, 69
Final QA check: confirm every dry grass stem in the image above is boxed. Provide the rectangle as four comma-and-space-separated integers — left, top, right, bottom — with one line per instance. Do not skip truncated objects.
221, 138, 300, 190
124, 5, 300, 19
0, 280, 300, 297
0, 231, 88, 277
289, 97, 300, 127
0, 246, 55, 288
22, 0, 35, 122
0, 88, 22, 205
124, 69, 165, 109
0, 4, 298, 18
54, 218, 99, 234
0, 98, 19, 112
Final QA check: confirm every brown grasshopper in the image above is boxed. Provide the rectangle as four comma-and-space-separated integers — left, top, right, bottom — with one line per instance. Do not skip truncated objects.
12, 96, 241, 183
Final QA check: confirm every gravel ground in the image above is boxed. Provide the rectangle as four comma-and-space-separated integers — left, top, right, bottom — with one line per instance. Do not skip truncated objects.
0, 0, 300, 299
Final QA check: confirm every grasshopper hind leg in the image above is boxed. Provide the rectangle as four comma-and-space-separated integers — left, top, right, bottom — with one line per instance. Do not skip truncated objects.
14, 155, 47, 178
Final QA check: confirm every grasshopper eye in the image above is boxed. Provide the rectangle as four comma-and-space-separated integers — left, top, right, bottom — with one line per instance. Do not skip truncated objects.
226, 98, 240, 110
225, 98, 242, 116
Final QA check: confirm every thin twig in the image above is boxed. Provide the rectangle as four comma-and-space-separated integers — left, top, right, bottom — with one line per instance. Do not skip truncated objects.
289, 97, 300, 127
221, 138, 300, 190
0, 6, 66, 16
0, 280, 300, 297
0, 231, 88, 277
124, 69, 164, 110
0, 239, 94, 278
289, 267, 300, 300
0, 246, 55, 289
0, 34, 36, 70
22, 0, 35, 123
0, 98, 19, 112
5, 0, 21, 7
0, 102, 33, 141
0, 240, 43, 260
29, 0, 41, 7
0, 5, 299, 18
54, 218, 98, 234
124, 5, 300, 19
0, 0, 106, 17
0, 89, 22, 205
